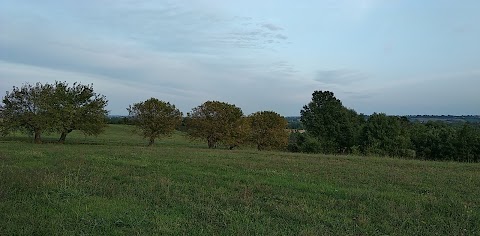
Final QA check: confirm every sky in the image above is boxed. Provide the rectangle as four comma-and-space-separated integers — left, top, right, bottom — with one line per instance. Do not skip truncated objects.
1, 0, 479, 116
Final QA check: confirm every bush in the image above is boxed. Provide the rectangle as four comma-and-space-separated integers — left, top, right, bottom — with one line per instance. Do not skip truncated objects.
399, 149, 417, 159
288, 132, 323, 153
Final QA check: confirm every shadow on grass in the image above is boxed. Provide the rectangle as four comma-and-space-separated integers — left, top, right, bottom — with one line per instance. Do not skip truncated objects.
0, 134, 207, 150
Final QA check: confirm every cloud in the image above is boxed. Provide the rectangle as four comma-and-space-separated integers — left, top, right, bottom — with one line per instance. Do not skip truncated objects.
261, 23, 284, 31
340, 70, 480, 115
0, 1, 301, 116
218, 17, 289, 49
314, 69, 367, 85
275, 34, 288, 40
269, 61, 299, 76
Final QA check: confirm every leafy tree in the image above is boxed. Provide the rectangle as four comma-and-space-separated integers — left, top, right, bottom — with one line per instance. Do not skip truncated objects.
1, 83, 53, 143
300, 91, 361, 154
454, 123, 480, 162
223, 117, 251, 150
410, 121, 456, 161
128, 98, 182, 146
287, 132, 322, 153
248, 111, 288, 150
185, 101, 245, 149
360, 113, 412, 157
49, 81, 108, 143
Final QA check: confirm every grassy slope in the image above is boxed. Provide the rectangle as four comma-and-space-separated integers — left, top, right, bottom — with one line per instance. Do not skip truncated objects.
0, 125, 479, 235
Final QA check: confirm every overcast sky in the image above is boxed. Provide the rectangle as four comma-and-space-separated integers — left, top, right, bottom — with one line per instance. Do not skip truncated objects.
1, 0, 479, 116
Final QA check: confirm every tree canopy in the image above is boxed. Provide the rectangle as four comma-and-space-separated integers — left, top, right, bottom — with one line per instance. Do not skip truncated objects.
128, 98, 182, 146
300, 91, 362, 154
1, 83, 53, 143
1, 81, 108, 144
185, 101, 246, 149
49, 81, 108, 143
249, 111, 289, 150
360, 113, 411, 157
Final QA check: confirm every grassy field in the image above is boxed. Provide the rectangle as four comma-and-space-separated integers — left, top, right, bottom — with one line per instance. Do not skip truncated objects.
1, 125, 479, 235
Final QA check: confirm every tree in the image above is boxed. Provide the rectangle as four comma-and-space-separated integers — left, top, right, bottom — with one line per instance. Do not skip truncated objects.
49, 81, 108, 143
300, 91, 361, 154
185, 101, 245, 149
248, 111, 289, 150
360, 113, 412, 157
287, 132, 323, 153
223, 117, 251, 150
1, 83, 53, 143
454, 123, 480, 162
128, 98, 182, 146
410, 121, 456, 161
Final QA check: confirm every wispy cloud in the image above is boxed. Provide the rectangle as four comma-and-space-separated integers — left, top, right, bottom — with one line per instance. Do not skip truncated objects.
269, 61, 298, 76
314, 69, 367, 85
275, 34, 288, 40
2, 0, 479, 116
0, 0, 301, 115
215, 17, 289, 49
261, 23, 284, 31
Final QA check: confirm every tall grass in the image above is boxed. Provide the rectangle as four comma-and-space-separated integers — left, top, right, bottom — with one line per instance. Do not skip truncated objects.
0, 125, 479, 235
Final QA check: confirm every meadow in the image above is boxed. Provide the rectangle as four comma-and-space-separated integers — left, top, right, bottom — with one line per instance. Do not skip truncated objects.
0, 125, 479, 235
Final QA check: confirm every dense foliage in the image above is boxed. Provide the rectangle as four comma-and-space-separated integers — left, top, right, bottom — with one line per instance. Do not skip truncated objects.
248, 111, 289, 150
300, 91, 363, 154
49, 81, 108, 143
128, 98, 182, 146
185, 101, 247, 149
1, 82, 108, 143
294, 90, 480, 162
1, 83, 52, 143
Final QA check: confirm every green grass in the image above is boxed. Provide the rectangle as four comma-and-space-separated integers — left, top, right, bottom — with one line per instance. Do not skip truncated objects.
1, 125, 479, 235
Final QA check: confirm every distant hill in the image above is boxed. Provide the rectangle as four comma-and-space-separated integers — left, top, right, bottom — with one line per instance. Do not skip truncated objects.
406, 115, 480, 123
284, 115, 480, 126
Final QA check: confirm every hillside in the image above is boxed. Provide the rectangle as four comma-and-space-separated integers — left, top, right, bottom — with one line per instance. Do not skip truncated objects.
0, 125, 479, 235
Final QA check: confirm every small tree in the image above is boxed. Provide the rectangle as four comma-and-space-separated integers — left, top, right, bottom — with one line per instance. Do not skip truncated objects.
249, 111, 289, 150
185, 101, 245, 149
1, 83, 53, 143
128, 98, 182, 146
49, 81, 108, 143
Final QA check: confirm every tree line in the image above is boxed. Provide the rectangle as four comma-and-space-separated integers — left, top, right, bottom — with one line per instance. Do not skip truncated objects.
291, 90, 480, 162
1, 82, 479, 162
0, 82, 289, 150
128, 99, 289, 150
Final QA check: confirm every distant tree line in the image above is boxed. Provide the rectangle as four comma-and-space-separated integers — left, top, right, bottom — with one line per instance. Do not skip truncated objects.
107, 116, 133, 125
407, 115, 480, 124
1, 83, 479, 162
289, 90, 480, 162
285, 117, 304, 129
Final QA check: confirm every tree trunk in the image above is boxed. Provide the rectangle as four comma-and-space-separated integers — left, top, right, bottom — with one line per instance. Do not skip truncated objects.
207, 138, 217, 149
58, 132, 67, 144
34, 130, 42, 144
148, 137, 155, 146
58, 130, 73, 144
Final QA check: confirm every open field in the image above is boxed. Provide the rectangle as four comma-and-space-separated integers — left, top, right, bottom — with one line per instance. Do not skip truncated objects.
1, 125, 479, 235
